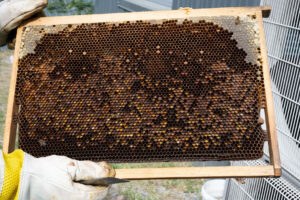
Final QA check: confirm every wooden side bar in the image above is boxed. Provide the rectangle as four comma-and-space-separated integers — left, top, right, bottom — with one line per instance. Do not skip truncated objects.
116, 166, 275, 180
256, 11, 281, 177
2, 27, 23, 153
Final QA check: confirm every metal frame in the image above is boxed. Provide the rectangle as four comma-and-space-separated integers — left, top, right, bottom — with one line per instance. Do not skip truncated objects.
3, 6, 281, 180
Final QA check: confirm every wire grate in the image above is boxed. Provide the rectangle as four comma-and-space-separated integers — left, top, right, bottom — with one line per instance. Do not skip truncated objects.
226, 160, 300, 200
225, 0, 300, 199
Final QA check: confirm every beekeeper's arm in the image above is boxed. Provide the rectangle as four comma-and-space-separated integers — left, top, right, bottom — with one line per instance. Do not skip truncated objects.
0, 149, 115, 200
0, 0, 47, 49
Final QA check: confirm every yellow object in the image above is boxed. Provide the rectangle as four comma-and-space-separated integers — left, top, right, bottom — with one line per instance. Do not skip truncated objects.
0, 149, 24, 200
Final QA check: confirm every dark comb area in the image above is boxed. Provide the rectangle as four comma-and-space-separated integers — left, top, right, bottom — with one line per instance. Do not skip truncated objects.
16, 19, 266, 162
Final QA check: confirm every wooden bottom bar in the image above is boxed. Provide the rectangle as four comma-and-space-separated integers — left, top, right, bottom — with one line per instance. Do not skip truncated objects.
116, 165, 276, 180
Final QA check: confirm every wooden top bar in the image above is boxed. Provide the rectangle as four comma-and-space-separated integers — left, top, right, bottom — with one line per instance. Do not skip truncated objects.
23, 6, 271, 26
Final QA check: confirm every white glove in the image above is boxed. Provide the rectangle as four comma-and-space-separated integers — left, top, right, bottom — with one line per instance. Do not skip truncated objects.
0, 150, 115, 200
0, 0, 47, 48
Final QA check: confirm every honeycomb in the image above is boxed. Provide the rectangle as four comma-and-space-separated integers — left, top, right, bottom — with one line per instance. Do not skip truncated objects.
16, 16, 266, 162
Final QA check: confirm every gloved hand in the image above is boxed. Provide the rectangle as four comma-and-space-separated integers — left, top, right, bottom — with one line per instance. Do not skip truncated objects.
0, 0, 47, 49
0, 150, 116, 200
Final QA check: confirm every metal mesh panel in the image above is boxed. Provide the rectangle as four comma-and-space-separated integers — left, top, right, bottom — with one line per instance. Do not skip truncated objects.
172, 0, 261, 9
264, 0, 300, 179
16, 15, 266, 162
225, 0, 300, 199
226, 161, 300, 200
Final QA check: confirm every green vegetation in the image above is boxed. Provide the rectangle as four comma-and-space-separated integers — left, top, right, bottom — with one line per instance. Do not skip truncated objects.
47, 0, 94, 15
109, 162, 203, 199
112, 177, 204, 200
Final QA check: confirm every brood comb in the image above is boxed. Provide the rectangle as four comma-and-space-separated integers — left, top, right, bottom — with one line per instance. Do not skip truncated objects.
11, 8, 273, 163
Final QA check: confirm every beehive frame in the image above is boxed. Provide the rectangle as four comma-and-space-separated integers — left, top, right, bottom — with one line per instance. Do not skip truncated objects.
3, 6, 281, 179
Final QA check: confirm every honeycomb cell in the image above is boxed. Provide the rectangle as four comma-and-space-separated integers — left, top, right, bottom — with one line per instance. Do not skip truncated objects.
16, 17, 265, 162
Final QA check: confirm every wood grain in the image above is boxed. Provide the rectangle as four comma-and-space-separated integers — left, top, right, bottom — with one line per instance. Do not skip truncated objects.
3, 6, 280, 179
3, 27, 23, 153
23, 6, 271, 26
256, 11, 281, 177
116, 166, 275, 180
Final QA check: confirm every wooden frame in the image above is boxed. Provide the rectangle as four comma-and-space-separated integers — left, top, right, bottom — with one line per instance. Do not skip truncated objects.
3, 6, 281, 180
